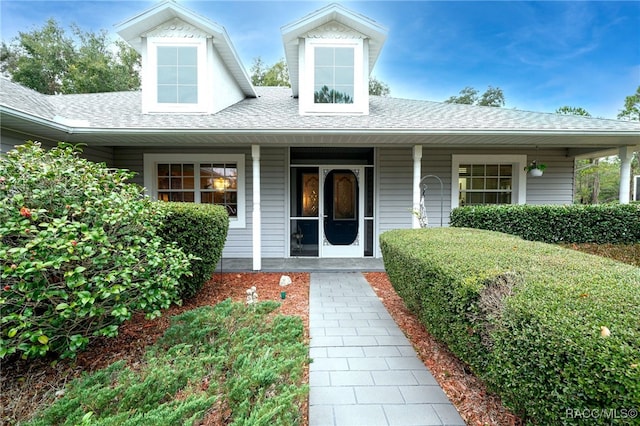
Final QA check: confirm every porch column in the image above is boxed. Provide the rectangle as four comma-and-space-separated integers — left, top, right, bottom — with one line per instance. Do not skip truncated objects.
252, 145, 261, 270
619, 146, 632, 204
412, 145, 423, 228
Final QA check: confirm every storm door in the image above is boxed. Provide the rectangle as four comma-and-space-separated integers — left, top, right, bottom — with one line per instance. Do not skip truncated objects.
321, 168, 364, 257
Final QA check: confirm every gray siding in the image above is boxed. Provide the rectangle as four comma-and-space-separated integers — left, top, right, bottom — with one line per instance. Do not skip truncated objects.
1, 132, 114, 165
377, 147, 414, 237
260, 147, 286, 258
376, 147, 575, 241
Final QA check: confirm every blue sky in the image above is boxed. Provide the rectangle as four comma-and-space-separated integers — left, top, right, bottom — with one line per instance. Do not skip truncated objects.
1, 0, 638, 119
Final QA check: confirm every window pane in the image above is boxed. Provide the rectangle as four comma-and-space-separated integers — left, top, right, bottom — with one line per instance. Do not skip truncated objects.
178, 86, 197, 103
178, 66, 197, 84
334, 86, 354, 103
314, 68, 333, 86
170, 164, 182, 176
158, 164, 170, 177
499, 178, 512, 189
183, 192, 195, 203
171, 178, 182, 189
499, 192, 512, 204
335, 67, 354, 85
158, 178, 170, 189
334, 48, 354, 66
157, 47, 177, 65
183, 177, 194, 189
158, 66, 177, 84
315, 47, 333, 66
201, 192, 213, 204
467, 193, 484, 205
500, 165, 513, 176
178, 47, 197, 65
486, 165, 499, 176
471, 165, 485, 175
486, 178, 498, 190
183, 164, 194, 176
459, 165, 471, 176
471, 178, 485, 190
157, 86, 176, 103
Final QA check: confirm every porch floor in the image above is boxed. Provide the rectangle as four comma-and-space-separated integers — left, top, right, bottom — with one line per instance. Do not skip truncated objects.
215, 257, 386, 272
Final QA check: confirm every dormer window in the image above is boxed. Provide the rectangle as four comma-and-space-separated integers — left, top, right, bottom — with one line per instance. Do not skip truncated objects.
314, 47, 354, 104
144, 37, 208, 113
301, 38, 365, 115
157, 46, 198, 104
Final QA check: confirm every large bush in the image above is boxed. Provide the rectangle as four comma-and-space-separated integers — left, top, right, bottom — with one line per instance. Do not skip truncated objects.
158, 202, 229, 299
0, 142, 192, 359
450, 204, 640, 243
381, 228, 640, 425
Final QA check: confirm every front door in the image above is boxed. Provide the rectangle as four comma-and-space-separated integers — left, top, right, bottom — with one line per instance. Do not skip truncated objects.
321, 168, 364, 257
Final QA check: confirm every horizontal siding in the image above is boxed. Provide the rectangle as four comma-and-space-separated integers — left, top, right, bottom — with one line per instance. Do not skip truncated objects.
0, 134, 114, 165
377, 147, 413, 236
260, 147, 286, 257
113, 146, 253, 258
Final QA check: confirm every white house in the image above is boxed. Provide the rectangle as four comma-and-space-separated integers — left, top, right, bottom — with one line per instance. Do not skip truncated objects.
1, 1, 639, 269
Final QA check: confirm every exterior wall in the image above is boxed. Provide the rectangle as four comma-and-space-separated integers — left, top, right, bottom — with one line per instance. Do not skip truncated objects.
377, 147, 414, 240
376, 146, 575, 255
259, 147, 287, 258
114, 146, 252, 258
1, 132, 114, 165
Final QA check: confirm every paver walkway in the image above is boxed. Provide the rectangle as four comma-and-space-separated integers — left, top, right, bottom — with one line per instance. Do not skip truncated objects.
309, 272, 465, 426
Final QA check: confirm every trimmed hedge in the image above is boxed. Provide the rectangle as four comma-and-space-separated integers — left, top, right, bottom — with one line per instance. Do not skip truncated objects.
450, 204, 640, 244
380, 228, 640, 425
158, 202, 229, 299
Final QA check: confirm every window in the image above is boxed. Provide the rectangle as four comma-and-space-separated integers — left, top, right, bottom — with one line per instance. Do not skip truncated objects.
314, 47, 354, 104
144, 38, 207, 113
144, 154, 245, 228
157, 46, 198, 104
451, 155, 527, 208
301, 39, 365, 114
458, 164, 513, 206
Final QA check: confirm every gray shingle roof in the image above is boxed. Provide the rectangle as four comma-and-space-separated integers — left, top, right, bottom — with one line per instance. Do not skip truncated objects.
2, 78, 639, 134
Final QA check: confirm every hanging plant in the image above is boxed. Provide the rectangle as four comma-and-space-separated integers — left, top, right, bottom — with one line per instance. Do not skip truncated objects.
525, 161, 546, 177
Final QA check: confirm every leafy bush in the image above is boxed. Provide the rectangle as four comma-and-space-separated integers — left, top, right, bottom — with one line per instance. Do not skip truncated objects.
381, 228, 640, 425
27, 301, 308, 426
158, 202, 229, 299
0, 142, 192, 359
450, 204, 640, 243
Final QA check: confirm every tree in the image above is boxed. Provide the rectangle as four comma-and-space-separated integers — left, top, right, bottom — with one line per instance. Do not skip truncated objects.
617, 86, 640, 121
556, 106, 592, 117
250, 57, 290, 87
445, 86, 505, 107
369, 76, 390, 96
1, 18, 140, 94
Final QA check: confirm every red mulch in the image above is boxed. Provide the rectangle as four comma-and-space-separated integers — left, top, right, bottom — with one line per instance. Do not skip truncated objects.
365, 272, 523, 426
2, 271, 522, 426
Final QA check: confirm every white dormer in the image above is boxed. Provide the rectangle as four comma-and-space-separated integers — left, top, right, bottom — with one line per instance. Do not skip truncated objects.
115, 0, 256, 114
281, 3, 387, 116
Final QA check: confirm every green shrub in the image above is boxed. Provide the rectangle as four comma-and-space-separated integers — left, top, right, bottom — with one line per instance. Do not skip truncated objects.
381, 228, 640, 425
157, 202, 229, 299
0, 142, 192, 359
450, 204, 640, 243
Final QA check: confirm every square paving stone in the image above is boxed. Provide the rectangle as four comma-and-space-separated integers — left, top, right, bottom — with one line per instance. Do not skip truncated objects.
333, 405, 388, 426
383, 404, 443, 425
310, 386, 355, 405
309, 406, 335, 426
354, 385, 404, 404
330, 371, 374, 386
399, 385, 451, 404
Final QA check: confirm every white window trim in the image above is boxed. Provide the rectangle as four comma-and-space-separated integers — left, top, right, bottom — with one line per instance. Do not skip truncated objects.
300, 38, 366, 115
143, 37, 209, 114
451, 154, 527, 209
143, 153, 246, 228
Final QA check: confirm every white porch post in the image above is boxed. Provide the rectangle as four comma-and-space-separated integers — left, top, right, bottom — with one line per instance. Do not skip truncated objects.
412, 145, 423, 229
251, 145, 261, 270
619, 146, 632, 204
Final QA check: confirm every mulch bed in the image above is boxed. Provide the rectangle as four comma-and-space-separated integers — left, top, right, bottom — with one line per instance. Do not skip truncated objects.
2, 271, 522, 426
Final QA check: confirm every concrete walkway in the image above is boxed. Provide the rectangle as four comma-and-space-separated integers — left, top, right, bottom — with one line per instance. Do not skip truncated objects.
309, 272, 465, 426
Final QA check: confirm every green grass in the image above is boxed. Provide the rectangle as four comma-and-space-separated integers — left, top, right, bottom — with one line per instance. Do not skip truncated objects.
25, 300, 309, 426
